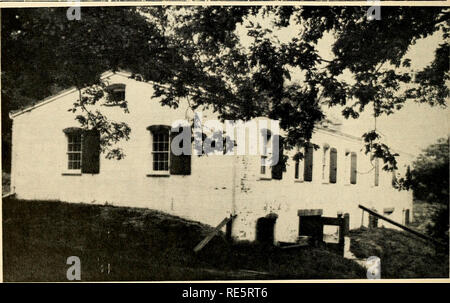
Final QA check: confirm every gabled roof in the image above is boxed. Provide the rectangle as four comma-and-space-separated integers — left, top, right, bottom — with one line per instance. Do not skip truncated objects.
9, 70, 132, 119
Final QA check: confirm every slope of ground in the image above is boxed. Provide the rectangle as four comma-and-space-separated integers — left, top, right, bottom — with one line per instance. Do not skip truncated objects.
3, 197, 365, 281
349, 227, 449, 279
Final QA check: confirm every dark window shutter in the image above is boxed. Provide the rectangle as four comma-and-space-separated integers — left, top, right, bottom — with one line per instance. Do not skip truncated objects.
350, 152, 357, 184
271, 135, 284, 180
304, 144, 314, 182
82, 129, 100, 174
294, 159, 299, 179
170, 126, 191, 175
374, 157, 379, 186
329, 148, 337, 183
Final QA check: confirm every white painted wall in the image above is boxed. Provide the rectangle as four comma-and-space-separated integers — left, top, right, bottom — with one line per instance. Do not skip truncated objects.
10, 72, 413, 243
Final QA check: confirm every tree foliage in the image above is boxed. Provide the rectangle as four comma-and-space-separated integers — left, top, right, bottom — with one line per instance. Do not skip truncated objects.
410, 138, 449, 204
2, 6, 449, 167
399, 137, 449, 242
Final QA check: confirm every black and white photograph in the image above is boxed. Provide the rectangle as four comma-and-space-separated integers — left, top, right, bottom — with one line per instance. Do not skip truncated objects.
1, 3, 449, 283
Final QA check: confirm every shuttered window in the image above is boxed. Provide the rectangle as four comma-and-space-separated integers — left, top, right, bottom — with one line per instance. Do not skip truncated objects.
329, 148, 337, 183
105, 83, 126, 104
304, 143, 314, 182
350, 152, 357, 184
321, 144, 330, 182
81, 129, 100, 174
170, 126, 191, 175
152, 130, 170, 171
147, 125, 191, 175
374, 157, 379, 186
63, 127, 100, 174
271, 135, 284, 180
260, 129, 271, 178
67, 132, 82, 170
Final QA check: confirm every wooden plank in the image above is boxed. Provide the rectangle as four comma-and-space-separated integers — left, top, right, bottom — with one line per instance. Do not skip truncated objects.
358, 204, 446, 248
321, 217, 342, 226
280, 243, 308, 249
298, 209, 323, 216
194, 216, 234, 253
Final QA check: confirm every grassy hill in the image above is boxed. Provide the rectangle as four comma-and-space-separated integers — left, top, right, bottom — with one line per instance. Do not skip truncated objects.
3, 197, 366, 281
349, 227, 448, 279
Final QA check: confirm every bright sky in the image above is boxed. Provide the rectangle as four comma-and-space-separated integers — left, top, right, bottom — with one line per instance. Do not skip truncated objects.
236, 12, 449, 160
324, 31, 449, 158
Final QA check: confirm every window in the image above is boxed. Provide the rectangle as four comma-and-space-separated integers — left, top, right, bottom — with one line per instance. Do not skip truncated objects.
329, 148, 337, 184
271, 134, 284, 180
403, 209, 410, 225
322, 144, 330, 182
260, 129, 271, 178
261, 157, 268, 175
63, 127, 100, 174
67, 132, 82, 170
304, 144, 314, 182
151, 129, 170, 172
105, 83, 126, 103
147, 125, 191, 176
294, 154, 305, 182
383, 207, 394, 216
350, 152, 357, 184
374, 157, 380, 186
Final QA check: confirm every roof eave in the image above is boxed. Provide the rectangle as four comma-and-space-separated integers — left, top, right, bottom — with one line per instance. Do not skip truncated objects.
8, 70, 131, 119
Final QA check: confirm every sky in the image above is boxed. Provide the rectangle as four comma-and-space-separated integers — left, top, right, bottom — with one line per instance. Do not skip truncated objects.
236, 11, 449, 159
323, 30, 449, 158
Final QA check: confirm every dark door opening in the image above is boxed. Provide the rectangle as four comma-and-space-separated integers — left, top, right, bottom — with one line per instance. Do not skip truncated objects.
256, 216, 277, 245
299, 216, 323, 240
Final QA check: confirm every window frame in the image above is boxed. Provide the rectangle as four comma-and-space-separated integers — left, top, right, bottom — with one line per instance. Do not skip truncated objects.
350, 152, 357, 185
303, 144, 314, 182
329, 147, 338, 184
294, 148, 305, 182
64, 131, 83, 174
148, 126, 171, 175
321, 144, 330, 184
374, 157, 380, 187
259, 129, 273, 180
105, 83, 126, 103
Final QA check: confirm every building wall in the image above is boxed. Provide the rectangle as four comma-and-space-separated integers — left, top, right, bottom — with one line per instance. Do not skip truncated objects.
11, 73, 234, 227
10, 72, 413, 243
231, 130, 413, 243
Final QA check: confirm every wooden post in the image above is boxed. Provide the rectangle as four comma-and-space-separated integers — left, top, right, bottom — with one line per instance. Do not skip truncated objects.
343, 213, 350, 235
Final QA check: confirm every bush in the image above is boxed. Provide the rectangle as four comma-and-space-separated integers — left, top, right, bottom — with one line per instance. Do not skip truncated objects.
426, 204, 449, 244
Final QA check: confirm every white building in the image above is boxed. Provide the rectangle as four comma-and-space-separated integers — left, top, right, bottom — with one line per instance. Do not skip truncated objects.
9, 71, 413, 243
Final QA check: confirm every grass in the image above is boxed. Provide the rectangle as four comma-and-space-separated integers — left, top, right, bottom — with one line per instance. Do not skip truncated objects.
2, 197, 366, 281
349, 227, 449, 279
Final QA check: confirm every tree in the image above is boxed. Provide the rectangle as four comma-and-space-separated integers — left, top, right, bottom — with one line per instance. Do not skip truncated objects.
138, 6, 449, 167
1, 7, 170, 162
395, 138, 449, 241
410, 137, 449, 205
2, 6, 449, 168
